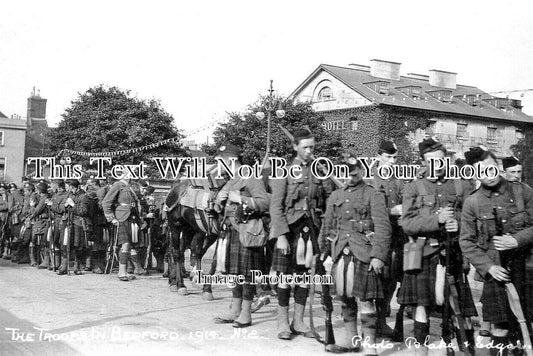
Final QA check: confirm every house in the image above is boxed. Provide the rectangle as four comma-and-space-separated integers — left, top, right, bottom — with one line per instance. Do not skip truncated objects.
290, 59, 532, 161
0, 112, 27, 183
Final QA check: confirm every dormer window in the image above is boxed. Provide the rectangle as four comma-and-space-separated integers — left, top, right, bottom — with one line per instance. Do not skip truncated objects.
397, 86, 422, 99
317, 87, 334, 101
461, 94, 482, 106
427, 90, 453, 103
364, 81, 390, 95
483, 97, 510, 110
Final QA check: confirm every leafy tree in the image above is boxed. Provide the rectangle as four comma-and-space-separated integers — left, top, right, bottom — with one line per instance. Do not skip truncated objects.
49, 85, 187, 177
203, 95, 343, 165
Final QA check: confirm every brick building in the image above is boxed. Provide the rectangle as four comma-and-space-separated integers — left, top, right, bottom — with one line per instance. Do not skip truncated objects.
290, 59, 532, 161
0, 111, 27, 183
24, 88, 50, 176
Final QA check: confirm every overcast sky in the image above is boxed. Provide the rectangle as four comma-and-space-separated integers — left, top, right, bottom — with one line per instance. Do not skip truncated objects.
1, 0, 532, 143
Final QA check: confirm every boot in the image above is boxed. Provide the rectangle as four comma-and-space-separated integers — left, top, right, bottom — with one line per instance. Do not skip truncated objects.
84, 255, 92, 271
277, 305, 293, 340
233, 299, 252, 328
291, 303, 313, 338
52, 252, 61, 272
92, 251, 104, 274
251, 295, 271, 313
163, 262, 169, 278
38, 248, 50, 269
29, 246, 38, 267
465, 329, 476, 356
326, 320, 360, 353
214, 298, 242, 323
127, 260, 134, 274
131, 252, 145, 275
376, 300, 394, 339
73, 258, 82, 275
2, 246, 10, 259
118, 263, 129, 281
57, 256, 68, 275
413, 321, 429, 356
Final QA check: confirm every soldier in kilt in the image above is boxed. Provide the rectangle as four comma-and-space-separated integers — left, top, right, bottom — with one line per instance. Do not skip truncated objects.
0, 184, 10, 259
30, 182, 51, 269
102, 175, 145, 281
7, 183, 24, 262
269, 129, 332, 340
19, 183, 37, 265
65, 179, 90, 275
321, 155, 391, 354
49, 181, 69, 274
460, 146, 533, 354
366, 140, 406, 339
399, 137, 477, 355
213, 143, 270, 328
84, 178, 106, 274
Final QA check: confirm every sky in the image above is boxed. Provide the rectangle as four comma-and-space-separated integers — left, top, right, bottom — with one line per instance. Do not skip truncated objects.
1, 0, 532, 144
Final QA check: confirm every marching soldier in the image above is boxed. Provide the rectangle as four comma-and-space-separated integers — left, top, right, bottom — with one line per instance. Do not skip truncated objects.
321, 155, 391, 354
399, 137, 477, 355
0, 184, 10, 259
31, 182, 52, 269
366, 140, 405, 338
7, 183, 24, 262
460, 146, 533, 354
65, 179, 90, 275
212, 143, 270, 328
101, 174, 145, 281
269, 129, 331, 340
49, 181, 69, 274
502, 156, 523, 183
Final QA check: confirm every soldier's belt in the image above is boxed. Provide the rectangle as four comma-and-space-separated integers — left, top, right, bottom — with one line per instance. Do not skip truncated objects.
342, 247, 352, 256
119, 203, 137, 207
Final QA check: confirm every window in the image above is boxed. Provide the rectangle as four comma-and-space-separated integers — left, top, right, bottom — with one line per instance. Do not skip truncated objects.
516, 129, 524, 141
349, 117, 358, 131
0, 131, 4, 145
397, 86, 422, 99
456, 123, 468, 139
364, 81, 390, 95
487, 127, 497, 142
317, 87, 333, 101
425, 120, 437, 135
0, 158, 5, 180
427, 90, 452, 102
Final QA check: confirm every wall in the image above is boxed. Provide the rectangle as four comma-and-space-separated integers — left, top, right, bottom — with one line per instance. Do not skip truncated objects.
0, 120, 27, 183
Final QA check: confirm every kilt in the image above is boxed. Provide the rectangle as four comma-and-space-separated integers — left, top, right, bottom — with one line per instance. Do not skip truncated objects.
116, 219, 138, 245
482, 258, 531, 324
271, 217, 319, 274
333, 254, 384, 300
71, 224, 87, 248
223, 226, 264, 277
398, 252, 477, 316
53, 220, 66, 246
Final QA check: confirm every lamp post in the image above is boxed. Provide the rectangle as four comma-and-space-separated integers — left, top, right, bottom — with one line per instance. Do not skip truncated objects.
256, 80, 285, 165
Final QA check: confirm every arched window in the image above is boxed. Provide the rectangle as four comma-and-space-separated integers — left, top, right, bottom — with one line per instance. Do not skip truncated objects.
317, 87, 333, 101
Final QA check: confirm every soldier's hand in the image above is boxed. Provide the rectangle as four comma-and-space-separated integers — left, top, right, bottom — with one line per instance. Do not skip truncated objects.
46, 199, 53, 207
276, 235, 290, 255
111, 219, 119, 226
488, 265, 510, 282
65, 197, 75, 207
390, 204, 403, 216
494, 234, 518, 251
368, 258, 384, 275
438, 207, 455, 224
444, 219, 458, 232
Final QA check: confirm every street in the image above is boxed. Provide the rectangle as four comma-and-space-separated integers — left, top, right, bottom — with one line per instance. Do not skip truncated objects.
0, 256, 489, 356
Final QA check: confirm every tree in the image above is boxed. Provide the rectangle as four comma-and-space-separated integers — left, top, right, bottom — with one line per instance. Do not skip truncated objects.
203, 95, 343, 165
49, 85, 187, 177
511, 128, 533, 187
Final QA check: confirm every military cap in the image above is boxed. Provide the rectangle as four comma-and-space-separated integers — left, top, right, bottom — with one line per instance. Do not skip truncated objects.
292, 129, 313, 142
217, 143, 242, 157
464, 145, 491, 166
65, 179, 80, 188
339, 154, 362, 174
36, 182, 49, 193
57, 181, 66, 190
378, 140, 398, 155
0, 183, 6, 190
24, 182, 35, 190
8, 183, 17, 190
502, 156, 521, 170
418, 137, 445, 158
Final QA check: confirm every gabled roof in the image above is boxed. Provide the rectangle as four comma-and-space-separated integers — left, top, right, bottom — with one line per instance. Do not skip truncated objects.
291, 64, 533, 124
0, 110, 7, 118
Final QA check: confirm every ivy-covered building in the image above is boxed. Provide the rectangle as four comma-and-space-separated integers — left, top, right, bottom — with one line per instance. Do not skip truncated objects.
290, 59, 532, 163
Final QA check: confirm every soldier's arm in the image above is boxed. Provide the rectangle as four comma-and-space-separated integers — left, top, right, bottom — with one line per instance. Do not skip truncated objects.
102, 184, 120, 222
269, 177, 289, 239
30, 196, 46, 218
241, 179, 270, 214
401, 181, 440, 235
73, 194, 90, 217
512, 184, 533, 247
370, 189, 392, 262
459, 197, 494, 278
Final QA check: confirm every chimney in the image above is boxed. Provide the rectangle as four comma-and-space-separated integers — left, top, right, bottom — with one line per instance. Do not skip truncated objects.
429, 69, 457, 89
27, 88, 47, 126
348, 63, 370, 72
370, 59, 401, 81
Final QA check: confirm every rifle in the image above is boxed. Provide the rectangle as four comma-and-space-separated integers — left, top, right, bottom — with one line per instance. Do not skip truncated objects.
47, 202, 55, 271
277, 124, 344, 189
493, 207, 533, 356
441, 199, 471, 355
309, 253, 335, 348
144, 222, 152, 273
105, 224, 119, 274
65, 206, 72, 275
